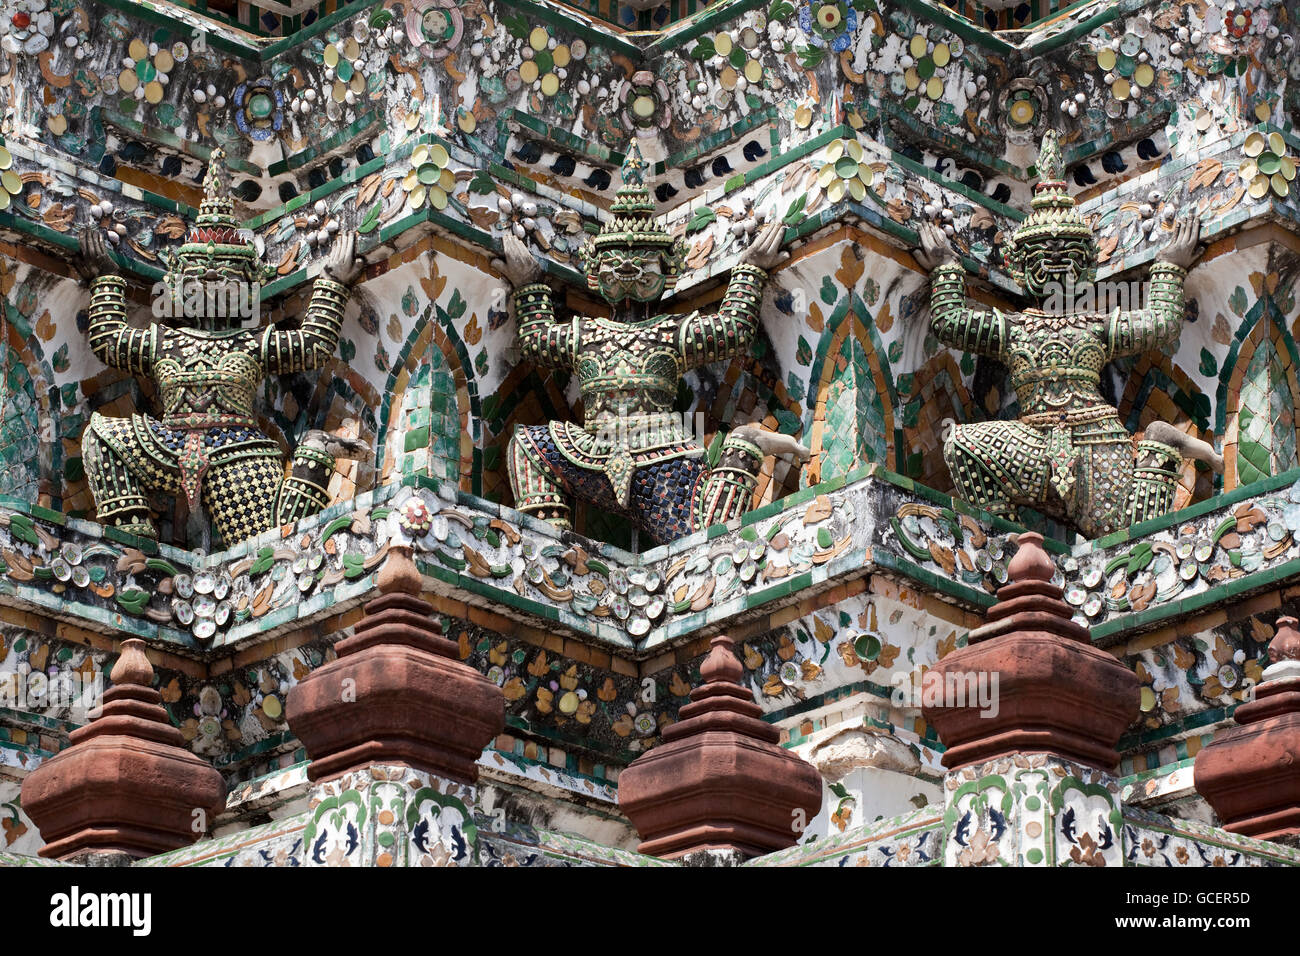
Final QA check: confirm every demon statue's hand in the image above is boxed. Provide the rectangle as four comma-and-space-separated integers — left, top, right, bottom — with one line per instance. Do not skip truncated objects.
500, 234, 543, 288
323, 233, 364, 286
299, 419, 370, 461
1157, 215, 1201, 270
73, 229, 116, 285
740, 221, 787, 271
913, 221, 959, 272
732, 423, 811, 462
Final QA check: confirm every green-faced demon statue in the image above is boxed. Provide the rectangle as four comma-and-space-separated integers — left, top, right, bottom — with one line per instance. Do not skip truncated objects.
76, 149, 366, 545
500, 143, 807, 545
914, 130, 1222, 538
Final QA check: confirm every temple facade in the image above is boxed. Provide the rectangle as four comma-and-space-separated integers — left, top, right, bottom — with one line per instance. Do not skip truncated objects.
1, 0, 1299, 868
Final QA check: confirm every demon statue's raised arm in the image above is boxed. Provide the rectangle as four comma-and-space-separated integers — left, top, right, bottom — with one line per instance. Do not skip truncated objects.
912, 130, 1221, 538
75, 149, 367, 545
500, 143, 807, 545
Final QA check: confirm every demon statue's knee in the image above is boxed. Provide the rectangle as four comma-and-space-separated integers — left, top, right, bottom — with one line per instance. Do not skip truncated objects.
1127, 437, 1182, 526
275, 424, 371, 526
81, 424, 157, 538
1144, 422, 1223, 474
1128, 423, 1222, 528
943, 427, 997, 512
729, 424, 811, 465
697, 425, 811, 530
507, 426, 572, 531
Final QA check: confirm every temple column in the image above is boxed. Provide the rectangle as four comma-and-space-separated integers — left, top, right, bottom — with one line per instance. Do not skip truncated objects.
922, 532, 1140, 866
285, 528, 505, 867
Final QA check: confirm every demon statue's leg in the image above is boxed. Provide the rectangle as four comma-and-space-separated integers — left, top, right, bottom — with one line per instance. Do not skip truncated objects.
203, 430, 371, 544
201, 454, 284, 545
695, 425, 810, 532
1074, 438, 1136, 538
274, 428, 370, 527
943, 420, 1050, 526
1127, 437, 1183, 528
1125, 420, 1224, 528
507, 424, 573, 531
697, 435, 763, 530
82, 423, 159, 538
82, 412, 188, 539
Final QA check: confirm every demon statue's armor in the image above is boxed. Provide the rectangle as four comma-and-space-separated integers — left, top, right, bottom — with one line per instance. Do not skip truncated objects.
500, 144, 807, 545
76, 149, 366, 545
914, 130, 1221, 538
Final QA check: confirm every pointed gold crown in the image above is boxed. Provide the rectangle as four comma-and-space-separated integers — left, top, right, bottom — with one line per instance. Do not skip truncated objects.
581, 142, 685, 291
196, 148, 238, 225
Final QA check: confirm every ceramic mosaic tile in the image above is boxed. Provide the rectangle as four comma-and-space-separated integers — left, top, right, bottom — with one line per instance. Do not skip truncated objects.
3, 0, 1300, 868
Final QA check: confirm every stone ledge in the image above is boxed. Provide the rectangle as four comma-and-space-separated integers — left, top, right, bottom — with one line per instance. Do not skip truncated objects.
10, 468, 1300, 666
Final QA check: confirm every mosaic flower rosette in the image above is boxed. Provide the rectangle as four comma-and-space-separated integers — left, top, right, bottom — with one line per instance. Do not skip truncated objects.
233, 78, 284, 142
1, 0, 54, 56
1239, 128, 1297, 200
406, 0, 462, 61
619, 71, 670, 137
797, 0, 857, 53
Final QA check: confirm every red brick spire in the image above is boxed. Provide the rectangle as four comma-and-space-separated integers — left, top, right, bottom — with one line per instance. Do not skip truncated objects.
1195, 615, 1300, 841
286, 546, 504, 784
923, 531, 1140, 772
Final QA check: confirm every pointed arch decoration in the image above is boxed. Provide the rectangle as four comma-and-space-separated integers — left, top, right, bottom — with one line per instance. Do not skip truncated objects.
1218, 293, 1300, 491
0, 299, 55, 507
376, 297, 479, 494
803, 296, 899, 486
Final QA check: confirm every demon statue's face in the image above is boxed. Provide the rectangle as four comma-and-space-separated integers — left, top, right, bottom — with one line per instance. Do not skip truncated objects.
156, 148, 272, 330
591, 245, 669, 304
160, 244, 267, 330
1015, 234, 1097, 299
1001, 129, 1098, 303
580, 141, 687, 310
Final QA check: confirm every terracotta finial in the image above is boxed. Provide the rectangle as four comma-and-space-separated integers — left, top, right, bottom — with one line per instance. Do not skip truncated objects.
699, 634, 743, 685
1269, 616, 1300, 664
1195, 612, 1300, 840
110, 638, 154, 686
21, 636, 226, 859
286, 549, 504, 785
617, 630, 823, 859
1006, 532, 1055, 584
376, 545, 423, 596
924, 527, 1138, 772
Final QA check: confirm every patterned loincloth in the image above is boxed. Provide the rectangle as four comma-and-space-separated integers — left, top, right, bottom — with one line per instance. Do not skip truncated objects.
88, 412, 283, 508
513, 422, 710, 544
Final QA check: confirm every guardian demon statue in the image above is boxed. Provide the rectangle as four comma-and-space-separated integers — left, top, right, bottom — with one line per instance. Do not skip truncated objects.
500, 144, 807, 545
913, 131, 1221, 538
75, 149, 366, 544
